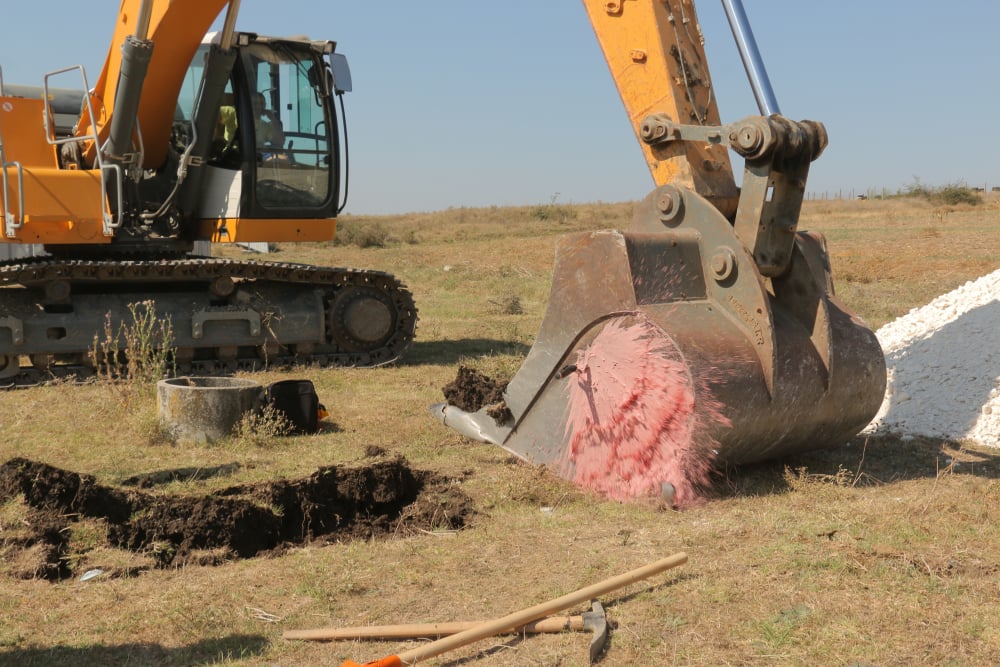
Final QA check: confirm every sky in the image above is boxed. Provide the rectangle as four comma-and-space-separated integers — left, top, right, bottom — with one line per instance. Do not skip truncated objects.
1, 1, 998, 215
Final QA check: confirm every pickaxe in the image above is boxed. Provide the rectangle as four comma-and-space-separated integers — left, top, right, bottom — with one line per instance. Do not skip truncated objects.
283, 552, 687, 667
283, 600, 609, 664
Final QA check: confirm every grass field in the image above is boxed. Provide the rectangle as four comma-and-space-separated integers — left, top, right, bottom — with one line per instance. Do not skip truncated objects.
1, 194, 999, 666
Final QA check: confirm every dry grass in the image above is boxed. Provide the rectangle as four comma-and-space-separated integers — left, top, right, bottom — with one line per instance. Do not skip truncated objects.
804, 195, 1000, 328
1, 195, 999, 665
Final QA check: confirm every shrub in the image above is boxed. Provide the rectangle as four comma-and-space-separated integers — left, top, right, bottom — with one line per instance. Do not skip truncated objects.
530, 193, 579, 223
231, 404, 294, 447
898, 178, 981, 206
901, 177, 933, 198
91, 301, 174, 385
935, 183, 981, 206
530, 204, 578, 222
335, 221, 391, 248
489, 292, 523, 315
90, 300, 175, 411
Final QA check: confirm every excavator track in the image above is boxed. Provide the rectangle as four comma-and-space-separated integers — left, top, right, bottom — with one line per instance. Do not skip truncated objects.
0, 257, 417, 388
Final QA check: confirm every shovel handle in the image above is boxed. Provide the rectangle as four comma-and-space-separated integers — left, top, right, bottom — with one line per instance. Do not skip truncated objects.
286, 615, 583, 641
341, 552, 687, 667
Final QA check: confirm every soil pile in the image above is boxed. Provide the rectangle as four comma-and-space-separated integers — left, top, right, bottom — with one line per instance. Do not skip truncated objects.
442, 366, 511, 421
0, 455, 474, 581
864, 269, 1000, 445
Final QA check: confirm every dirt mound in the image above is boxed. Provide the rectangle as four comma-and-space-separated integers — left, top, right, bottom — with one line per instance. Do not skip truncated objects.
442, 366, 511, 421
0, 456, 474, 581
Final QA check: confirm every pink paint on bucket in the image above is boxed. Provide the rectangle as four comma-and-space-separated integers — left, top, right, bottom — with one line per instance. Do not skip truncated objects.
560, 314, 724, 507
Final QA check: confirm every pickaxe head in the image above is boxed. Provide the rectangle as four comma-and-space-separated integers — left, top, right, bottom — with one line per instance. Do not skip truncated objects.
581, 600, 608, 663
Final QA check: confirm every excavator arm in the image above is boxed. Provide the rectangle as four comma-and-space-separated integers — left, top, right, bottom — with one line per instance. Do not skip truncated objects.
582, 0, 739, 217
583, 0, 826, 278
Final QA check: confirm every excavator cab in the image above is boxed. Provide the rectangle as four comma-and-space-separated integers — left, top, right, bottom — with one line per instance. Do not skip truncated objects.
180, 34, 350, 235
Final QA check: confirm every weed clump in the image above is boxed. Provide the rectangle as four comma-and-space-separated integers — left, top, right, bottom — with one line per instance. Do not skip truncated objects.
935, 183, 981, 206
91, 301, 174, 384
530, 193, 579, 222
231, 404, 294, 447
90, 301, 175, 414
335, 220, 391, 248
489, 292, 523, 315
899, 178, 981, 206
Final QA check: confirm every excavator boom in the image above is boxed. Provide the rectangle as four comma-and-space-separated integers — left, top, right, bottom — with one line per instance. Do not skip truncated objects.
77, 0, 232, 169
434, 0, 886, 506
582, 0, 739, 216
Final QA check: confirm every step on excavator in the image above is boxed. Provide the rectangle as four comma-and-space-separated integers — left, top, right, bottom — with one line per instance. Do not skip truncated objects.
0, 0, 417, 386
434, 0, 887, 506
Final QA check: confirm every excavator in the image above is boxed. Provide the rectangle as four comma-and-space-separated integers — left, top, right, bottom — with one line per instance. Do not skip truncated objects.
434, 0, 887, 506
0, 0, 417, 386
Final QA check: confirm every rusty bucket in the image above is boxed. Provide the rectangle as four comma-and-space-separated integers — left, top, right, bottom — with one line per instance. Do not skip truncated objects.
433, 185, 885, 506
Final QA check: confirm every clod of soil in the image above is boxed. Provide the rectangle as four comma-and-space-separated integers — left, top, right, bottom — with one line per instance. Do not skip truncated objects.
0, 456, 474, 581
442, 366, 512, 421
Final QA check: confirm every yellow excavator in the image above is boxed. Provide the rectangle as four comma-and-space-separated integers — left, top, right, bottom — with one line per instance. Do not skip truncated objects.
0, 0, 417, 385
434, 0, 886, 505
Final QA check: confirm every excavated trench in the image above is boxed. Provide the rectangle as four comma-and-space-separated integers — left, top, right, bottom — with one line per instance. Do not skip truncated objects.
0, 455, 474, 581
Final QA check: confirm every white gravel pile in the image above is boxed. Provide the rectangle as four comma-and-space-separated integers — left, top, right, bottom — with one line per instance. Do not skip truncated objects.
863, 269, 1000, 446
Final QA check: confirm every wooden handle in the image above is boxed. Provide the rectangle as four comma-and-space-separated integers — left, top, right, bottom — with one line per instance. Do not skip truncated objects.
341, 552, 687, 667
285, 615, 582, 641
287, 621, 477, 642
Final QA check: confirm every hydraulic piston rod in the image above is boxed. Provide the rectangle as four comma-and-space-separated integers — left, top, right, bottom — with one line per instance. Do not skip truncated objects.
720, 0, 780, 116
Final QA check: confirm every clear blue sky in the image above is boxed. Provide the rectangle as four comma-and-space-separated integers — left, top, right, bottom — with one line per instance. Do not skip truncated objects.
1, 1, 998, 214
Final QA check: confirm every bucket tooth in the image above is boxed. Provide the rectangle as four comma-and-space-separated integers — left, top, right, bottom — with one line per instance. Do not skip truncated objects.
431, 402, 510, 446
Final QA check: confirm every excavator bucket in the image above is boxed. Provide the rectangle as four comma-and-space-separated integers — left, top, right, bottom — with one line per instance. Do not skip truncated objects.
433, 184, 886, 506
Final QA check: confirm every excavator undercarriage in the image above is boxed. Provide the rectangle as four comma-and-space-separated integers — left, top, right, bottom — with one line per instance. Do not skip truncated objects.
0, 257, 416, 387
